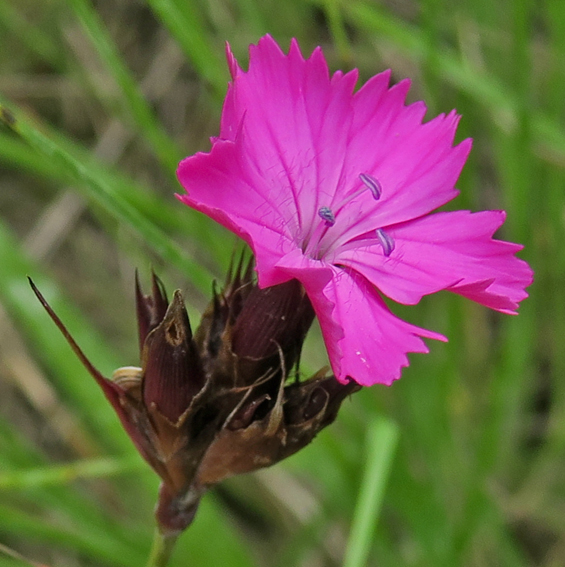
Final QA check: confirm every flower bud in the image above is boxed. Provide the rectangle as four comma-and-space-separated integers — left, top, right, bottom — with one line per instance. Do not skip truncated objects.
230, 278, 315, 383
142, 289, 204, 424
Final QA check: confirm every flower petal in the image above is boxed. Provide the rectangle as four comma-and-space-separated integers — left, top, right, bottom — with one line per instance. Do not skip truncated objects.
314, 268, 445, 386
274, 253, 445, 386
336, 210, 533, 313
177, 138, 296, 287
219, 36, 359, 241
323, 112, 472, 253
178, 35, 362, 285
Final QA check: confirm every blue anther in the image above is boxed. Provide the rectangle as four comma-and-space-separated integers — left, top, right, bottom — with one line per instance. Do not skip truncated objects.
376, 228, 395, 257
318, 206, 336, 226
359, 173, 382, 200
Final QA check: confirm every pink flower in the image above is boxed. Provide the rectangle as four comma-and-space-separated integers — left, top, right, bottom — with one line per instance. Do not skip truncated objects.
177, 35, 533, 387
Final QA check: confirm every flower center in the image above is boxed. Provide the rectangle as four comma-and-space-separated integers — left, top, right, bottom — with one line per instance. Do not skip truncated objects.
305, 173, 395, 259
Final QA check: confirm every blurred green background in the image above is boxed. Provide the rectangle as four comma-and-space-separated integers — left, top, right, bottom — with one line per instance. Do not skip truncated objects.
0, 0, 562, 565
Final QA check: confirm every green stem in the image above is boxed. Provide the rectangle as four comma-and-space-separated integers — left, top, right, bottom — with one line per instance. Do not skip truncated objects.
146, 530, 179, 567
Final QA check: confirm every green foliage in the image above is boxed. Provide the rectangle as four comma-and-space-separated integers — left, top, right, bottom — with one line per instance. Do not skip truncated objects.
0, 0, 562, 565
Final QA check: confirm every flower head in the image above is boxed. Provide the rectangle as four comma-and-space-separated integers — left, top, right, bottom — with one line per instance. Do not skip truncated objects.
177, 35, 533, 387
30, 269, 356, 535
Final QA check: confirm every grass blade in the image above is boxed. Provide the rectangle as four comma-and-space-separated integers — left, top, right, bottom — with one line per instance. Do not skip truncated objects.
343, 417, 399, 567
146, 0, 226, 99
67, 0, 182, 174
0, 101, 214, 291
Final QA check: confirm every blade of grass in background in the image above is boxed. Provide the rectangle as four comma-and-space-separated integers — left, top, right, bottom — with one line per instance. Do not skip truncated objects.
343, 417, 399, 567
0, 218, 133, 450
0, 101, 214, 291
328, 0, 565, 161
0, 129, 231, 274
0, 541, 49, 567
67, 0, 183, 175
146, 0, 226, 99
321, 0, 353, 64
0, 416, 152, 566
0, 2, 65, 68
0, 502, 147, 567
0, 457, 142, 490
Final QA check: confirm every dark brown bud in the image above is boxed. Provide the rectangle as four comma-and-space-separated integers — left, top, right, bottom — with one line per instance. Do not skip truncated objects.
231, 278, 315, 372
142, 290, 205, 424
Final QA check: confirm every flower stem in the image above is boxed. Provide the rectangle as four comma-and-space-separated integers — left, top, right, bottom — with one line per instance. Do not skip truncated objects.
146, 530, 179, 567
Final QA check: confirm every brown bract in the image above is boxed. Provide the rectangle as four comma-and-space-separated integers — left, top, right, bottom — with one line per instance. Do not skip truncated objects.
29, 263, 359, 536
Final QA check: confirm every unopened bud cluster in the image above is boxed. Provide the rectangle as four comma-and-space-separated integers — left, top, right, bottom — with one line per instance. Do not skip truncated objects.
30, 261, 359, 535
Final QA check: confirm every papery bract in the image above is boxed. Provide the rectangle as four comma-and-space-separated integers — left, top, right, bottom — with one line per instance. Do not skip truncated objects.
177, 35, 533, 387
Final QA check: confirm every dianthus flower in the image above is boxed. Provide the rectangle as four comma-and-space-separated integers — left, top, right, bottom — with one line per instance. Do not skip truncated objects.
177, 35, 533, 387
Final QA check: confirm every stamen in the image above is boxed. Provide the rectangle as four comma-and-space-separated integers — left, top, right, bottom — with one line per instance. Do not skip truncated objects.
318, 206, 336, 226
328, 173, 383, 220
376, 228, 395, 257
359, 173, 382, 200
312, 174, 384, 255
